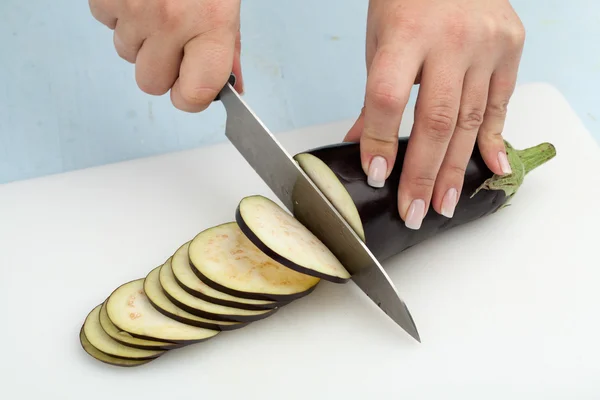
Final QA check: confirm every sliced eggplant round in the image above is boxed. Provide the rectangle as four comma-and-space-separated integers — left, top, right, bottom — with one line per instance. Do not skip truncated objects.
171, 241, 280, 310
159, 257, 277, 323
83, 304, 165, 360
79, 327, 153, 368
99, 301, 178, 350
235, 195, 351, 283
144, 264, 248, 331
188, 221, 321, 301
105, 278, 220, 344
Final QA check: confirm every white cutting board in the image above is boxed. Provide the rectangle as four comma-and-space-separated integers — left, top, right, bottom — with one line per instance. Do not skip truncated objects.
0, 83, 598, 399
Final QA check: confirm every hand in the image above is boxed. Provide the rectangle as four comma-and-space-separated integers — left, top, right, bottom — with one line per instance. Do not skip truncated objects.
88, 0, 244, 112
344, 0, 525, 229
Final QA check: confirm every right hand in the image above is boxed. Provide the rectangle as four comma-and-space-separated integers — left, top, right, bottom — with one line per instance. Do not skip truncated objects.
89, 0, 244, 112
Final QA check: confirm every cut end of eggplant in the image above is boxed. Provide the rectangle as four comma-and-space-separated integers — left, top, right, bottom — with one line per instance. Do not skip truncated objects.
236, 195, 351, 283
83, 304, 165, 360
172, 241, 280, 310
79, 327, 154, 368
105, 278, 220, 344
294, 153, 365, 241
188, 221, 321, 301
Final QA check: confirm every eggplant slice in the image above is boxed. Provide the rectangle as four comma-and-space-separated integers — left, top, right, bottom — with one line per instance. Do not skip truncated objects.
99, 301, 177, 350
105, 278, 220, 344
172, 241, 280, 310
79, 327, 153, 367
235, 195, 351, 283
159, 257, 276, 323
83, 304, 165, 360
188, 221, 321, 301
144, 264, 248, 331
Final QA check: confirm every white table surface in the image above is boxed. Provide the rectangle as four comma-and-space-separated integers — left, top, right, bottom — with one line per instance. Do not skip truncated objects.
1, 83, 599, 399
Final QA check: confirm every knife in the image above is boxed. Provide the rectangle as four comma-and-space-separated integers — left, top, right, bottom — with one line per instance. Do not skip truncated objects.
215, 74, 420, 342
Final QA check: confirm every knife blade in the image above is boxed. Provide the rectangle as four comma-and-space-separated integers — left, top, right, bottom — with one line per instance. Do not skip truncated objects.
216, 75, 420, 342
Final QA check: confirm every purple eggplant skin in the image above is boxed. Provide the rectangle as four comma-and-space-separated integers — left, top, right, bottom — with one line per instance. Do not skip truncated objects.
295, 137, 556, 263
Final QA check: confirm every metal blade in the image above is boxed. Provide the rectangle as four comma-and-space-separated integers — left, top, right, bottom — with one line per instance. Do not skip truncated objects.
218, 82, 420, 342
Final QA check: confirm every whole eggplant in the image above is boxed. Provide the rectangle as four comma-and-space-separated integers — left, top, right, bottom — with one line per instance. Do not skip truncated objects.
294, 137, 556, 262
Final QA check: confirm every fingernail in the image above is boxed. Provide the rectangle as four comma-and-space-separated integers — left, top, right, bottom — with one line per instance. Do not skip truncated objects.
441, 188, 458, 218
367, 156, 387, 188
498, 151, 512, 175
405, 199, 425, 230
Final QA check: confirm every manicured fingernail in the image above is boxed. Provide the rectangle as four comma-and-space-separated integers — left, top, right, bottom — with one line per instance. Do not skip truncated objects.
441, 188, 458, 218
367, 156, 387, 188
498, 151, 512, 175
405, 199, 425, 230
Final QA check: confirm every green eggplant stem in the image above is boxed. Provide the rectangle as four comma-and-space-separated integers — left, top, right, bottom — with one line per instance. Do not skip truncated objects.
471, 140, 557, 202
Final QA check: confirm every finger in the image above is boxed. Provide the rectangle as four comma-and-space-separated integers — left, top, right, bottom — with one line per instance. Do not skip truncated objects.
113, 19, 145, 63
398, 56, 466, 229
476, 57, 521, 176
88, 0, 117, 29
135, 34, 184, 96
431, 67, 491, 218
343, 106, 365, 143
170, 29, 237, 113
231, 29, 244, 94
360, 45, 424, 188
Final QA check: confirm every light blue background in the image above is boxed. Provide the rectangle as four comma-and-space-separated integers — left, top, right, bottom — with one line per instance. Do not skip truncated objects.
0, 0, 598, 184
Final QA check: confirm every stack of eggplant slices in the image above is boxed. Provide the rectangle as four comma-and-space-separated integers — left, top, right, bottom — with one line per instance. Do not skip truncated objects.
80, 194, 351, 367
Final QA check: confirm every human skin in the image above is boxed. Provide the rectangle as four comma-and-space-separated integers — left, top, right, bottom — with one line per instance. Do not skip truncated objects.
88, 0, 526, 230
343, 0, 526, 230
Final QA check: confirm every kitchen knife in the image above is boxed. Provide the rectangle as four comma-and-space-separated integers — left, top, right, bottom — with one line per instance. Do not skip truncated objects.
216, 74, 420, 342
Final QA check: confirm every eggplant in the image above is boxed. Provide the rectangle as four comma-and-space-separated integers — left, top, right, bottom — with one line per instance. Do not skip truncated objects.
236, 195, 351, 283
79, 327, 153, 368
144, 265, 249, 331
98, 301, 179, 351
105, 278, 220, 345
82, 304, 165, 360
158, 257, 276, 323
293, 138, 556, 262
171, 241, 281, 311
188, 222, 321, 302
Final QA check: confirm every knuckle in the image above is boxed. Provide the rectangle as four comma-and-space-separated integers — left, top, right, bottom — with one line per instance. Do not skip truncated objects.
407, 174, 436, 191
122, 0, 146, 17
447, 164, 467, 178
508, 24, 526, 47
423, 103, 456, 142
388, 10, 423, 39
368, 82, 407, 114
156, 0, 186, 32
486, 100, 509, 119
456, 107, 485, 131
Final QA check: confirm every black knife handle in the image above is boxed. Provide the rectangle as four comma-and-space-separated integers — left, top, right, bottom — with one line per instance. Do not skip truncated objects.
213, 73, 237, 102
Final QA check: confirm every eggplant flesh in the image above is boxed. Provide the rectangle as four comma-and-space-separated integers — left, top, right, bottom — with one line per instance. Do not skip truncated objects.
294, 138, 556, 262
105, 279, 220, 344
83, 304, 165, 360
188, 222, 321, 302
98, 301, 178, 351
236, 195, 351, 283
171, 241, 280, 311
159, 257, 276, 323
144, 265, 248, 331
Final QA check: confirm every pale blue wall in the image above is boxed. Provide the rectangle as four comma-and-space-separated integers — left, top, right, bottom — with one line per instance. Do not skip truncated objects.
0, 0, 598, 184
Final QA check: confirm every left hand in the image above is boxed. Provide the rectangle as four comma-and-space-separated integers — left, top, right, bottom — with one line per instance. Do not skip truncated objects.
344, 0, 526, 229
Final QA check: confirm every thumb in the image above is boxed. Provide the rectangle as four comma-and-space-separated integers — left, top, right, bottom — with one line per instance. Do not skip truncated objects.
343, 106, 365, 143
